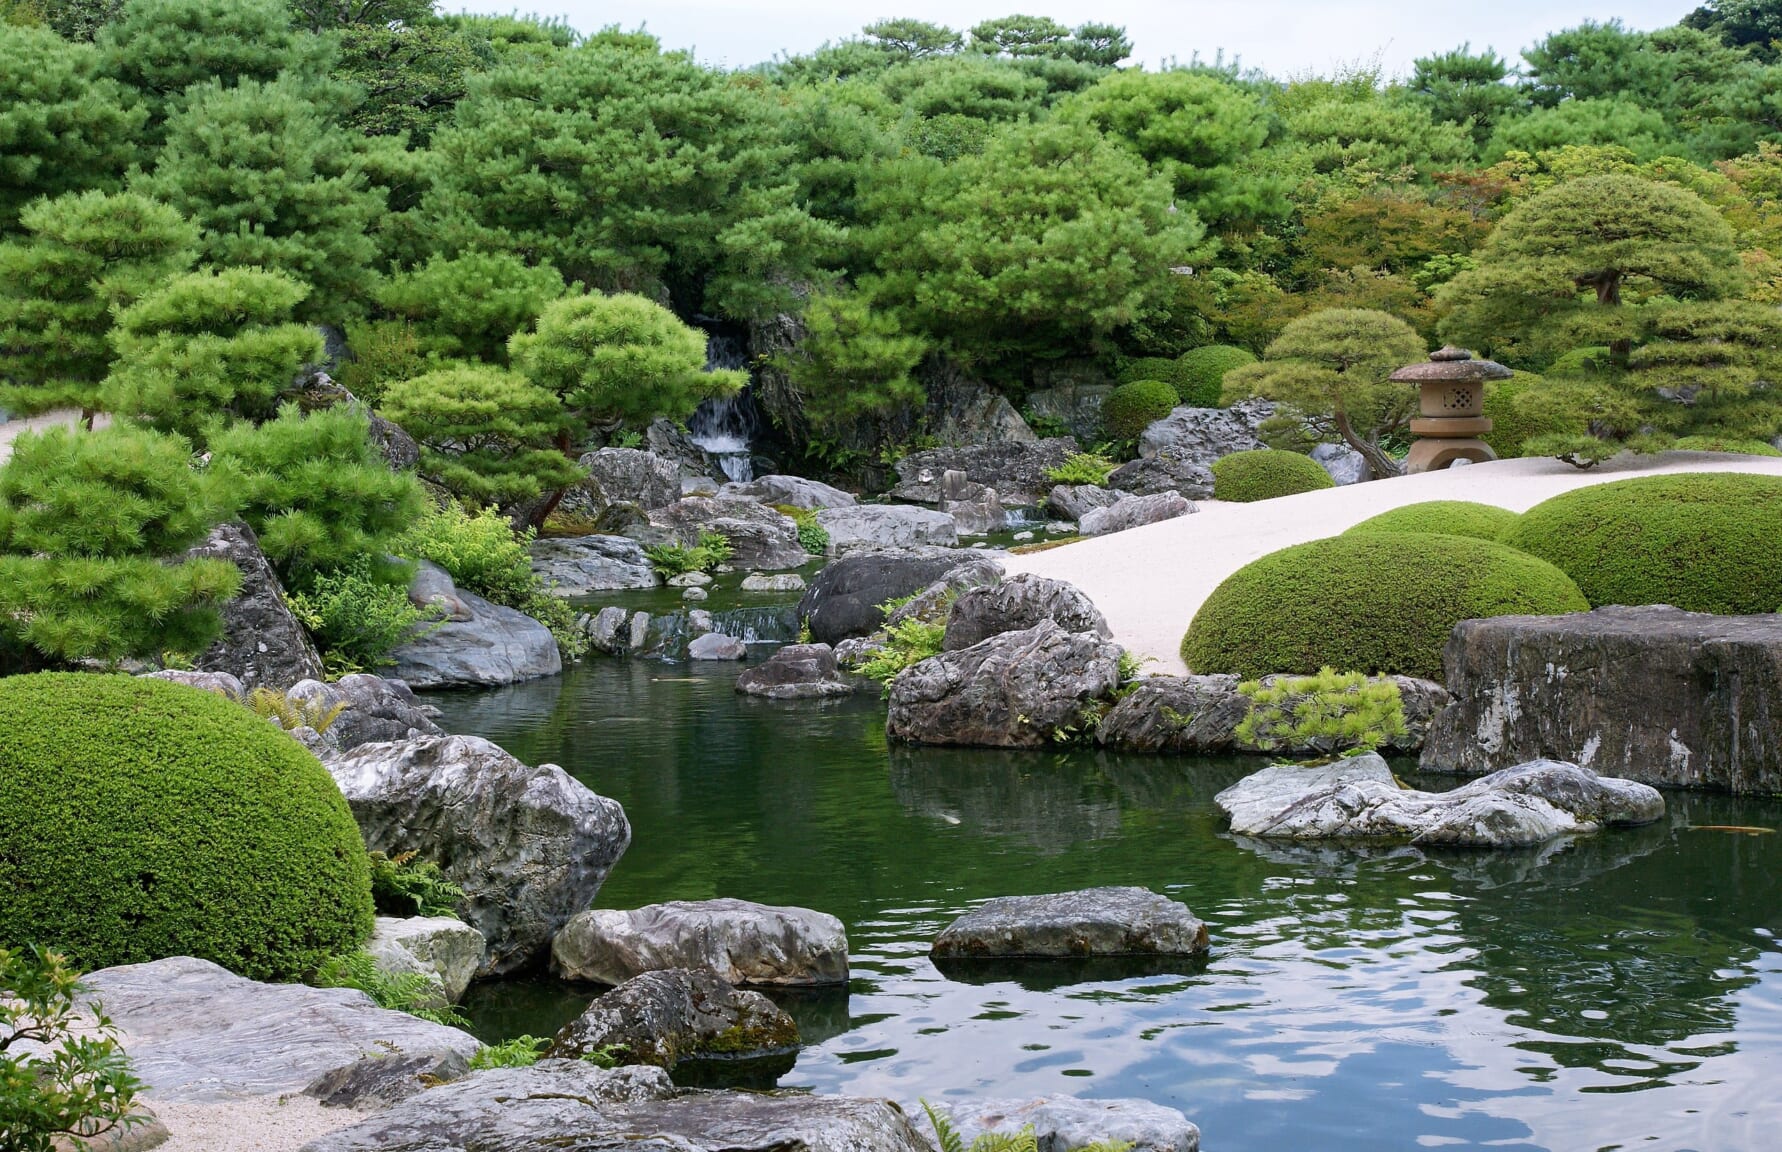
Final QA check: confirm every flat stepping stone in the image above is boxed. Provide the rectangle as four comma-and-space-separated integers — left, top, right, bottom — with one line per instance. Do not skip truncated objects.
931, 886, 1209, 959
551, 898, 848, 986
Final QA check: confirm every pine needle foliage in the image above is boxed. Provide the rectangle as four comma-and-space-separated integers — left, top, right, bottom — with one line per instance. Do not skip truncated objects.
1235, 667, 1409, 758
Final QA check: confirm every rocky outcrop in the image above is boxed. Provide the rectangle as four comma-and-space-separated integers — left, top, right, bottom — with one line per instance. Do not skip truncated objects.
932, 888, 1209, 959
891, 438, 1079, 507
388, 581, 561, 689
886, 557, 1004, 630
370, 916, 486, 1005
81, 957, 479, 1103
1097, 674, 1449, 755
326, 735, 630, 975
798, 548, 976, 645
1079, 492, 1194, 537
817, 504, 959, 554
576, 448, 681, 513
548, 968, 799, 1070
529, 535, 658, 594
1216, 753, 1665, 846
643, 496, 808, 571
1136, 398, 1274, 465
1046, 484, 1126, 522
645, 419, 720, 482
735, 643, 856, 699
925, 1097, 1200, 1152
551, 899, 848, 987
1421, 606, 1782, 793
304, 1049, 471, 1112
1105, 452, 1215, 501
1311, 442, 1371, 485
943, 574, 1109, 652
409, 560, 473, 621
287, 673, 445, 752
182, 522, 325, 691
687, 633, 746, 660
721, 474, 856, 510
886, 620, 1122, 748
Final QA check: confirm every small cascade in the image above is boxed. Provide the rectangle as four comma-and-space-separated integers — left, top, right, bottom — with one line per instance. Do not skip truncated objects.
627, 603, 803, 660
1003, 506, 1045, 530
688, 326, 756, 483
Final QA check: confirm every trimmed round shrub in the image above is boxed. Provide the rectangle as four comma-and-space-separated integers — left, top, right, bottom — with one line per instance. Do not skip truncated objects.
1182, 533, 1590, 680
0, 674, 374, 981
1344, 501, 1521, 543
1545, 346, 1614, 378
1100, 378, 1179, 439
1505, 473, 1782, 614
1211, 448, 1336, 502
1480, 373, 1585, 459
1179, 344, 1258, 407
1670, 435, 1782, 457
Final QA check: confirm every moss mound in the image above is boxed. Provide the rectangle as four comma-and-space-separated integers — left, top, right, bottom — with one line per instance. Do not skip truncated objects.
1211, 448, 1335, 502
1481, 373, 1585, 459
1100, 379, 1179, 439
0, 674, 373, 981
1344, 501, 1521, 543
1181, 533, 1590, 680
1178, 344, 1257, 407
1670, 435, 1782, 457
1505, 473, 1782, 614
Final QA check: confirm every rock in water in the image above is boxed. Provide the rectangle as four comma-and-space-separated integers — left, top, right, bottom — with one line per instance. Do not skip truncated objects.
529, 535, 659, 594
924, 1097, 1200, 1152
1096, 674, 1448, 756
388, 586, 561, 689
687, 633, 746, 660
644, 496, 808, 571
369, 916, 487, 1005
1078, 492, 1194, 537
549, 968, 799, 1069
721, 474, 856, 510
943, 573, 1108, 652
931, 888, 1209, 959
798, 548, 975, 644
817, 504, 960, 553
735, 643, 855, 699
740, 572, 807, 593
326, 735, 631, 975
1215, 752, 1665, 847
551, 898, 848, 987
182, 522, 325, 691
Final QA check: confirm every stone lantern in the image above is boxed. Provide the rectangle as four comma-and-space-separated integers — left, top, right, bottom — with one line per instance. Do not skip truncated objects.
1390, 346, 1512, 474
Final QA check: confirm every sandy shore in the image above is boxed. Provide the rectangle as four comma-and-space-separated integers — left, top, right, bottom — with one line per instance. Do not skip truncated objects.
1004, 451, 1782, 675
150, 1096, 358, 1152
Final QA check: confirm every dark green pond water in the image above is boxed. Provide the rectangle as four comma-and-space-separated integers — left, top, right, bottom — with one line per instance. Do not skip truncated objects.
430, 658, 1782, 1152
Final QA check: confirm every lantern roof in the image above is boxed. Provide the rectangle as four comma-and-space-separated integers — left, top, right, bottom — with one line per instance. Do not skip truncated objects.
1389, 346, 1513, 383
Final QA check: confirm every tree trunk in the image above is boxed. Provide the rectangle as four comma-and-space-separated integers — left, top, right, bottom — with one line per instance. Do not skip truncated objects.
1334, 409, 1402, 479
530, 427, 577, 529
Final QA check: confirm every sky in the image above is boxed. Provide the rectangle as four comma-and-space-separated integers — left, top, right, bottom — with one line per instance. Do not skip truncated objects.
469, 0, 1697, 77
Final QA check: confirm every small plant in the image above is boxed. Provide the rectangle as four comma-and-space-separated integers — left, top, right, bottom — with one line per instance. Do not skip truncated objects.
1235, 667, 1408, 759
645, 531, 733, 578
287, 558, 439, 676
1046, 452, 1116, 487
856, 616, 947, 685
312, 951, 468, 1028
244, 686, 347, 733
0, 945, 145, 1152
922, 1102, 1130, 1152
580, 1045, 623, 1068
469, 1035, 549, 1070
775, 505, 831, 555
1116, 649, 1148, 685
367, 850, 465, 919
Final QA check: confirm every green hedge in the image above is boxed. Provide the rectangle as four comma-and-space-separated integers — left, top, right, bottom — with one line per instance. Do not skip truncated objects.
0, 674, 373, 981
1100, 379, 1179, 439
1211, 448, 1335, 502
1480, 373, 1586, 460
1505, 473, 1782, 614
1344, 501, 1521, 543
1182, 533, 1590, 680
1178, 344, 1257, 407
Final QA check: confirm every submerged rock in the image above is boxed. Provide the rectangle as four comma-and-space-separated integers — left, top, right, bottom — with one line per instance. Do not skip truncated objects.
943, 573, 1108, 651
529, 535, 659, 594
182, 521, 325, 691
931, 887, 1209, 960
549, 967, 799, 1070
551, 898, 849, 987
1079, 492, 1194, 537
817, 504, 959, 554
924, 1096, 1200, 1152
735, 643, 855, 699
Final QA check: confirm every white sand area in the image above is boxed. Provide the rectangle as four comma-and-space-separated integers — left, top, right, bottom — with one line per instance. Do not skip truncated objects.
1004, 450, 1782, 676
0, 407, 108, 463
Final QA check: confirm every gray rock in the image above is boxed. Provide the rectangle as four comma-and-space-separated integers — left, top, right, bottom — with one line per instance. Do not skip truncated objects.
682, 476, 719, 497
1096, 674, 1449, 756
740, 572, 806, 593
944, 487, 1006, 536
629, 611, 652, 652
886, 620, 1122, 749
924, 1097, 1199, 1152
721, 474, 856, 510
305, 1049, 471, 1112
370, 916, 486, 1005
1422, 606, 1782, 793
817, 504, 959, 554
932, 887, 1209, 959
644, 497, 808, 571
682, 586, 708, 602
1311, 441, 1372, 485
286, 674, 444, 753
687, 632, 745, 660
884, 558, 1004, 630
1045, 521, 1076, 534
325, 735, 630, 975
687, 609, 714, 635
529, 535, 658, 594
1216, 752, 1666, 846
80, 957, 480, 1104
943, 574, 1108, 652
668, 571, 712, 587
646, 419, 721, 480
551, 899, 848, 987
409, 560, 474, 622
549, 968, 798, 1070
797, 547, 976, 645
735, 643, 854, 699
1105, 453, 1215, 500
1046, 484, 1125, 521
182, 522, 326, 691
580, 448, 681, 512
1013, 530, 1034, 541
142, 669, 244, 699
1079, 492, 1194, 537
587, 607, 631, 654
388, 587, 561, 689
891, 438, 1079, 507
1137, 398, 1275, 465
1024, 381, 1116, 441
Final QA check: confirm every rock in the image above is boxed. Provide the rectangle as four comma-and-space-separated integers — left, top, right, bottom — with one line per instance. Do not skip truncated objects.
935, 390, 1039, 449
644, 497, 808, 571
682, 586, 708, 602
370, 916, 487, 1004
629, 611, 652, 652
668, 571, 712, 587
409, 560, 474, 622
80, 957, 479, 1103
645, 419, 720, 481
924, 1097, 1199, 1152
891, 438, 1079, 507
1137, 398, 1275, 465
1013, 530, 1034, 541
299, 1061, 930, 1152
932, 887, 1208, 959
286, 673, 445, 753
687, 633, 745, 660
529, 536, 658, 594
388, 587, 562, 689
576, 448, 681, 513
1104, 452, 1215, 500
1421, 606, 1782, 793
551, 898, 849, 987
1216, 752, 1665, 846
1311, 441, 1371, 485
1096, 674, 1448, 756
740, 572, 806, 593
1045, 484, 1125, 521
1079, 492, 1194, 537
817, 504, 959, 554
797, 548, 976, 644
587, 606, 632, 654
886, 620, 1122, 749
304, 1049, 471, 1112
1024, 380, 1116, 441
181, 522, 325, 691
944, 488, 1006, 536
325, 735, 630, 975
548, 968, 798, 1070
682, 476, 719, 497
886, 557, 1004, 631
1045, 521, 1076, 534
735, 643, 853, 699
687, 610, 714, 635
141, 669, 244, 699
721, 474, 856, 510
943, 573, 1109, 652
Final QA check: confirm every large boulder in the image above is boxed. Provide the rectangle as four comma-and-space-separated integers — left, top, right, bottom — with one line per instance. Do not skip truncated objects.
548, 967, 799, 1070
817, 504, 959, 554
1311, 442, 1371, 485
369, 916, 487, 1006
551, 899, 848, 987
325, 735, 631, 975
388, 584, 561, 690
1046, 484, 1126, 522
286, 673, 444, 753
1097, 674, 1448, 755
576, 448, 681, 513
735, 643, 856, 699
925, 1097, 1200, 1152
1422, 606, 1782, 793
1104, 452, 1214, 501
931, 888, 1209, 959
529, 535, 658, 594
409, 560, 473, 621
797, 548, 976, 644
943, 574, 1109, 652
886, 620, 1122, 749
886, 557, 1004, 631
81, 956, 479, 1103
687, 632, 746, 660
1079, 492, 1194, 537
643, 496, 808, 571
721, 474, 856, 510
182, 522, 325, 691
1216, 753, 1665, 846
1136, 398, 1274, 466
645, 418, 720, 481
891, 438, 1079, 507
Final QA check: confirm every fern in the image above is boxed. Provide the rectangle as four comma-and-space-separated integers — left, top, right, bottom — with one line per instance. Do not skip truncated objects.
245, 686, 346, 733
368, 850, 465, 919
312, 951, 468, 1028
920, 1104, 1046, 1152
469, 1035, 549, 1070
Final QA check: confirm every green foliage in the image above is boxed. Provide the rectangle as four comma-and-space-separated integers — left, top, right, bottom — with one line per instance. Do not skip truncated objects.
1409, 44, 1523, 147
1480, 373, 1590, 459
1046, 452, 1116, 487
921, 1101, 1128, 1152
0, 945, 144, 1152
0, 424, 239, 670
244, 684, 344, 733
1211, 448, 1336, 503
311, 951, 468, 1028
774, 506, 831, 555
1671, 434, 1782, 454
330, 20, 481, 145
335, 320, 427, 406
1505, 472, 1782, 614
1486, 98, 1678, 162
1181, 532, 1590, 680
1176, 344, 1257, 407
376, 252, 569, 363
645, 532, 732, 578
468, 1035, 550, 1071
1343, 500, 1521, 542
1235, 668, 1409, 757
1099, 379, 1179, 439
286, 556, 433, 675
780, 289, 929, 435
366, 850, 464, 920
0, 673, 375, 981
857, 614, 947, 684
380, 364, 581, 508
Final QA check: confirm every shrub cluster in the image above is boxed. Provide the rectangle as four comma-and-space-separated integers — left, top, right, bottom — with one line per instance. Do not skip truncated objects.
1344, 501, 1521, 543
1099, 378, 1178, 439
1210, 448, 1335, 502
1177, 344, 1258, 407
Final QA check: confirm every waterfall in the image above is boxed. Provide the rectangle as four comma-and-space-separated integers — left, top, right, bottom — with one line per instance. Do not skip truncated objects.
688, 326, 755, 483
642, 604, 802, 658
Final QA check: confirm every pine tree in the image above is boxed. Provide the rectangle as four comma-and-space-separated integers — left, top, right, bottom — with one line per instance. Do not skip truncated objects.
376, 251, 568, 363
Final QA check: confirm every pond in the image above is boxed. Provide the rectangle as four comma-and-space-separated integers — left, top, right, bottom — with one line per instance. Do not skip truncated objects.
430, 658, 1782, 1152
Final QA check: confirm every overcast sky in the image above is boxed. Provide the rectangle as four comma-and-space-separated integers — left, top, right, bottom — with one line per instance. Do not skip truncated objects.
469, 1, 1696, 77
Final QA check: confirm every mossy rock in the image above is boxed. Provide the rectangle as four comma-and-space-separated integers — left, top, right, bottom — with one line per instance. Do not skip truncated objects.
1505, 472, 1782, 615
1344, 501, 1521, 543
1181, 533, 1590, 680
1100, 379, 1179, 440
0, 673, 374, 981
1211, 448, 1335, 503
1177, 344, 1257, 407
